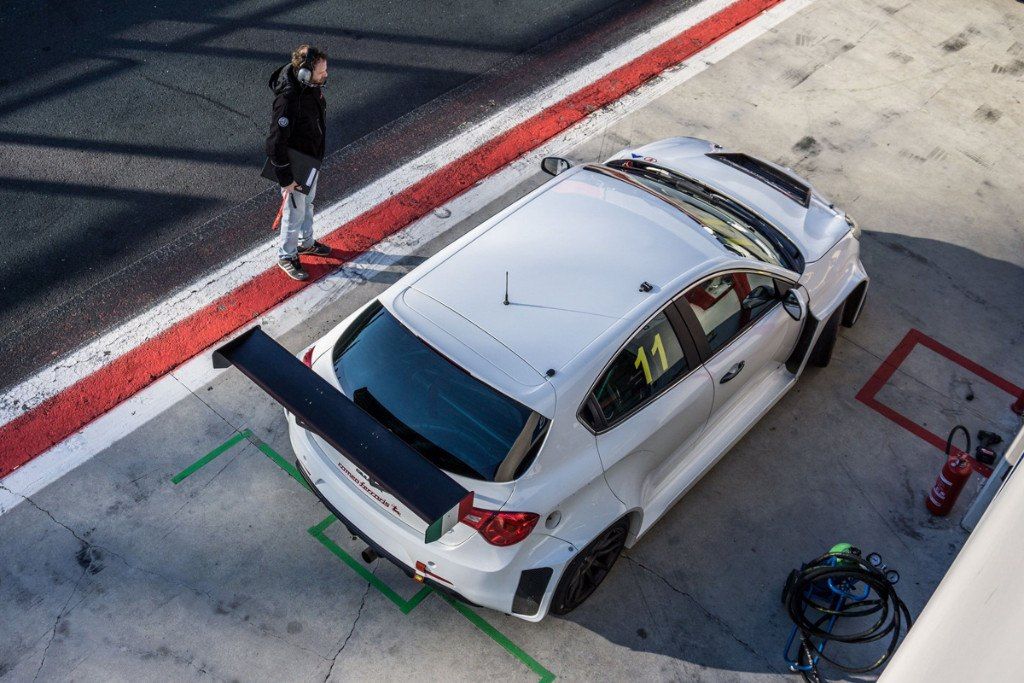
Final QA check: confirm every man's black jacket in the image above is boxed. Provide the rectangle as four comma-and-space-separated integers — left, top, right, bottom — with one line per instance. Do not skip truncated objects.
265, 64, 326, 186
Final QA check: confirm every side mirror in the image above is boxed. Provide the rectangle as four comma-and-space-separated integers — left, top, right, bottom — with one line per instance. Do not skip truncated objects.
782, 289, 805, 321
741, 284, 776, 310
541, 157, 572, 176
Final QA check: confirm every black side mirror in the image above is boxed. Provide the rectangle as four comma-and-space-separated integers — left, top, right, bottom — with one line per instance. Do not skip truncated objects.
741, 284, 775, 310
541, 157, 572, 176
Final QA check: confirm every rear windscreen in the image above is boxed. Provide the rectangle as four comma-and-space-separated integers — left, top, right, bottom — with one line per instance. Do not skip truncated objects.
333, 303, 540, 481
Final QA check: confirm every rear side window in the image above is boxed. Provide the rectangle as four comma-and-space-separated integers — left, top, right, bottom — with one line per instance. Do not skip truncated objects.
683, 272, 777, 354
333, 303, 544, 481
592, 311, 690, 424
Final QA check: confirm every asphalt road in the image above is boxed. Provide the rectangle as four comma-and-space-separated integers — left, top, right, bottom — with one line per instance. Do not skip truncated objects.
0, 0, 683, 393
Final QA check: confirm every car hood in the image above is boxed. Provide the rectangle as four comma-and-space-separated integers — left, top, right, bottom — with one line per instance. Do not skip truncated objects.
609, 137, 851, 263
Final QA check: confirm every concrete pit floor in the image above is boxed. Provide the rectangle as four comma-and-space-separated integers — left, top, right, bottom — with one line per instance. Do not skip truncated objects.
2, 0, 1023, 680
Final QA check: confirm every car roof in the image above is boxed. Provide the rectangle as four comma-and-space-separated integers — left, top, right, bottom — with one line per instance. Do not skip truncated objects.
397, 166, 727, 382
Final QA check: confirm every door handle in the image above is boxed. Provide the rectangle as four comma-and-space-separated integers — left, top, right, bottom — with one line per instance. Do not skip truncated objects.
720, 361, 745, 384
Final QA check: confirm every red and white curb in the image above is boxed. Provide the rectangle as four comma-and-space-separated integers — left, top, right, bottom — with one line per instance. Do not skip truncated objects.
0, 0, 814, 514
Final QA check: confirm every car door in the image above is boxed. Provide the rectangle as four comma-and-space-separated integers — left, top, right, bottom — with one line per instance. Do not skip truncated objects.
584, 304, 714, 510
677, 270, 801, 417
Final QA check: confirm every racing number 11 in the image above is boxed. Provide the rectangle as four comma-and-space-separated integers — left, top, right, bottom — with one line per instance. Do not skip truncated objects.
635, 333, 668, 384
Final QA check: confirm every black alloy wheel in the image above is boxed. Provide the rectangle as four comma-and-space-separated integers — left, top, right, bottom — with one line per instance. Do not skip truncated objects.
550, 519, 629, 615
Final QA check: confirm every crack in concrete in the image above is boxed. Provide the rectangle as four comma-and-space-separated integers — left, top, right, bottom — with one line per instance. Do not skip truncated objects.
33, 565, 87, 682
2, 481, 331, 674
258, 627, 333, 663
160, 447, 249, 540
107, 550, 219, 605
323, 578, 373, 682
0, 483, 218, 604
622, 553, 781, 673
627, 555, 659, 629
0, 484, 93, 548
169, 374, 248, 437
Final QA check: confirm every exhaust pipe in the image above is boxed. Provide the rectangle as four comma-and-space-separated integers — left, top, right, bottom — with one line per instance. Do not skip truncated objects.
360, 547, 379, 564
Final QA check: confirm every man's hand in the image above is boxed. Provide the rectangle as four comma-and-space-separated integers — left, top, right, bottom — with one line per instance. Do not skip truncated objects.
281, 181, 300, 196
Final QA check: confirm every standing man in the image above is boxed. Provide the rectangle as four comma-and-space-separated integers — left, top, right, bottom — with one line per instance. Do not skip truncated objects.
266, 44, 332, 281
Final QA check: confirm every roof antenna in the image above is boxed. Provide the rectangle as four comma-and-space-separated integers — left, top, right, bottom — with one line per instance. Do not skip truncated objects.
503, 271, 510, 306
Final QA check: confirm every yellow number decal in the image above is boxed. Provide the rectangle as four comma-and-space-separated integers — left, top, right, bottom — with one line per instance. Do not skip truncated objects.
634, 346, 653, 384
651, 333, 669, 373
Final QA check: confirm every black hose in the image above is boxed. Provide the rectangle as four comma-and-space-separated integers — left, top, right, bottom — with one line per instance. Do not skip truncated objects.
782, 551, 913, 681
945, 424, 970, 457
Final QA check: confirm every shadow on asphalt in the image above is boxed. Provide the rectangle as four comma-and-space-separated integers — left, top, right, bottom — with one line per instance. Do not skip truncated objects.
1, 0, 676, 391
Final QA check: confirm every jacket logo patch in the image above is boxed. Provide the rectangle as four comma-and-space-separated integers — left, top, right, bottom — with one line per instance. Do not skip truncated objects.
278, 116, 289, 127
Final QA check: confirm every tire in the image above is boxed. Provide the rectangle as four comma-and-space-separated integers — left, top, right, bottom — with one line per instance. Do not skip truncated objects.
550, 519, 629, 615
809, 301, 844, 368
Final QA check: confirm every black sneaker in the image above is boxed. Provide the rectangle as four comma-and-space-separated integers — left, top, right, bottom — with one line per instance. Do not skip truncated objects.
278, 257, 308, 281
298, 240, 331, 256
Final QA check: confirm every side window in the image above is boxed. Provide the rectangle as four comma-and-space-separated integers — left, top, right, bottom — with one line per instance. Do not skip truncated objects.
683, 272, 778, 354
592, 311, 690, 424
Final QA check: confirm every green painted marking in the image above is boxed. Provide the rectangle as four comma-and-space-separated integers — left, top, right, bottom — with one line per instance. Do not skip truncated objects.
402, 583, 433, 612
179, 434, 555, 681
253, 439, 310, 491
311, 513, 553, 681
308, 516, 431, 613
171, 429, 251, 484
309, 513, 337, 537
438, 593, 556, 683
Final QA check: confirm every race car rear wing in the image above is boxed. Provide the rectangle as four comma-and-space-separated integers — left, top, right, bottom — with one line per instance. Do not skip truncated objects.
213, 327, 474, 543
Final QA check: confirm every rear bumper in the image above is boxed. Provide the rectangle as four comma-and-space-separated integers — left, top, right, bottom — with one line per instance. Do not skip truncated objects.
295, 454, 482, 608
289, 413, 572, 620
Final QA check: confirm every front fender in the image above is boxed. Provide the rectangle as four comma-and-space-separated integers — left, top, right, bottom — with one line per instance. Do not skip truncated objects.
799, 233, 868, 321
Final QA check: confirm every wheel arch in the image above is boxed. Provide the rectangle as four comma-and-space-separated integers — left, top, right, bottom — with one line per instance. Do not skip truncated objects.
623, 508, 644, 548
842, 278, 869, 327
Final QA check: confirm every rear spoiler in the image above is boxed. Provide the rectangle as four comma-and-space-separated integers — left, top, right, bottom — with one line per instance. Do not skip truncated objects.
213, 327, 473, 543
706, 152, 812, 207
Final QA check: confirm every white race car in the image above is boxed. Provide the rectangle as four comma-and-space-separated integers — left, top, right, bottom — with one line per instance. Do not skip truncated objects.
216, 137, 867, 621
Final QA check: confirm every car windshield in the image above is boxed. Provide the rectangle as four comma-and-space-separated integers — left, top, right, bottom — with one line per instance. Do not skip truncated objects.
606, 161, 804, 272
332, 302, 545, 481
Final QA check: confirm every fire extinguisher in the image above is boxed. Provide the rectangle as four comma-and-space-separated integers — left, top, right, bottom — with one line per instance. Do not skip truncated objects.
926, 425, 973, 516
1012, 388, 1024, 417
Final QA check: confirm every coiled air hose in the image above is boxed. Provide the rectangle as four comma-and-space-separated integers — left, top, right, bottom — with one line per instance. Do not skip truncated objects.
781, 548, 913, 682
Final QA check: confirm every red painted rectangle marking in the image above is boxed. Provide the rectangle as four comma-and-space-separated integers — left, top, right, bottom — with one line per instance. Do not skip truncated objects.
855, 328, 1023, 477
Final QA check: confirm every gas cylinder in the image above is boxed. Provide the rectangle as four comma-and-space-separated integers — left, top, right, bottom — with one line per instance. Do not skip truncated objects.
926, 425, 973, 516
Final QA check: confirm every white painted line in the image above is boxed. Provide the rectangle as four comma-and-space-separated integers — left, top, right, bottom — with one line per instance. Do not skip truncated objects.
0, 0, 816, 515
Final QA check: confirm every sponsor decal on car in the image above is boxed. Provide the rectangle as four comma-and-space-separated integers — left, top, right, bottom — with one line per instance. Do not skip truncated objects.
338, 462, 401, 516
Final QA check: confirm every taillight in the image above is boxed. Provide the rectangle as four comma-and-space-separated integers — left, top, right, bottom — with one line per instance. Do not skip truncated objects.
301, 347, 315, 367
461, 507, 539, 546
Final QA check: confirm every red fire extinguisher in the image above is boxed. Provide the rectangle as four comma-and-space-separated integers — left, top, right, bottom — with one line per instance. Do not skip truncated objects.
926, 425, 973, 516
1011, 388, 1024, 417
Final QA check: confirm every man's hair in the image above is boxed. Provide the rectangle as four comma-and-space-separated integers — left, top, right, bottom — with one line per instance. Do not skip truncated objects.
291, 44, 328, 69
